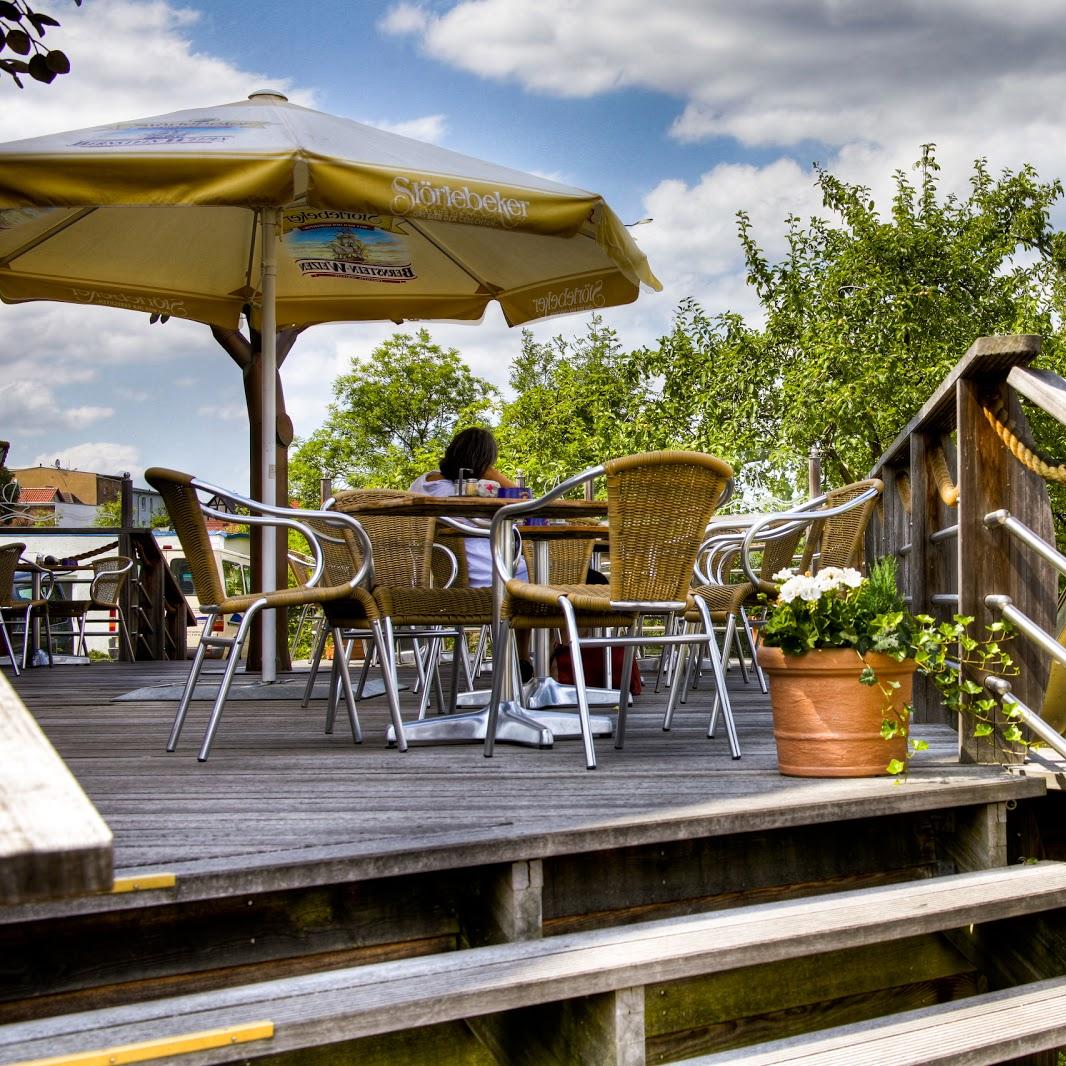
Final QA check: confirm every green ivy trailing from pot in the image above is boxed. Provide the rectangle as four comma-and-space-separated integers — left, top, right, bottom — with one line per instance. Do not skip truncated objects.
762, 556, 1017, 774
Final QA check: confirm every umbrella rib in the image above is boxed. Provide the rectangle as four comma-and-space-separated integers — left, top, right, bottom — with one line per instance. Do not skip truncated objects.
0, 207, 97, 267
402, 217, 501, 295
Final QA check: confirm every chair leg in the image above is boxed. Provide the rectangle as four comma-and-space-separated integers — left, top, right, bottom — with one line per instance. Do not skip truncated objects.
324, 634, 348, 734
77, 613, 89, 658
559, 598, 597, 770
19, 605, 32, 669
740, 608, 768, 694
0, 613, 19, 676
168, 615, 215, 751
302, 624, 329, 708
374, 618, 407, 752
694, 598, 741, 759
331, 632, 363, 744
197, 607, 258, 762
662, 627, 695, 731
483, 620, 512, 759
614, 634, 639, 751
416, 635, 442, 720
40, 607, 54, 666
354, 641, 374, 699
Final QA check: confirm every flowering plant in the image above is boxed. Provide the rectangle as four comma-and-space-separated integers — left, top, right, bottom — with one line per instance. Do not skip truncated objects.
761, 557, 1018, 772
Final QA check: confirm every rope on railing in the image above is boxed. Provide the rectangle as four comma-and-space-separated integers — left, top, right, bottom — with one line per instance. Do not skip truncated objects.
983, 390, 1066, 483
895, 471, 911, 514
41, 539, 120, 564
929, 441, 960, 507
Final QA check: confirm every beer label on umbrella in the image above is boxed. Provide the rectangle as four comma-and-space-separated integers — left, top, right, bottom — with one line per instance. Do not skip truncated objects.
283, 209, 415, 283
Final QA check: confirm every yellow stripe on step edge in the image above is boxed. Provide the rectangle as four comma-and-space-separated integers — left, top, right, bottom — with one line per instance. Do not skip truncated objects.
10, 1021, 274, 1066
111, 873, 176, 893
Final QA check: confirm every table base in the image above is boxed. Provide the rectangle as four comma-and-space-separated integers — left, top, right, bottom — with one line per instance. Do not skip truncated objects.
454, 679, 626, 711
522, 676, 630, 710
386, 703, 615, 747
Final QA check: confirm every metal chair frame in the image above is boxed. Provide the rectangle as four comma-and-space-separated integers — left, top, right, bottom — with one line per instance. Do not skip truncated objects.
0, 543, 53, 673
485, 452, 737, 770
145, 468, 402, 762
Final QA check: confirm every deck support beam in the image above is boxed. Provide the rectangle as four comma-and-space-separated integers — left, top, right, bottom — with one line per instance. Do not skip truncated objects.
469, 986, 646, 1066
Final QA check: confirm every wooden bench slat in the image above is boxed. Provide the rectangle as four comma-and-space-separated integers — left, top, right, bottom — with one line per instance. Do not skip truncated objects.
3, 862, 1066, 1063
0, 674, 112, 905
677, 975, 1066, 1065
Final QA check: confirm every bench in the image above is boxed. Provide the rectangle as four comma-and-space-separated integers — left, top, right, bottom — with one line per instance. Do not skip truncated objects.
5, 862, 1066, 1065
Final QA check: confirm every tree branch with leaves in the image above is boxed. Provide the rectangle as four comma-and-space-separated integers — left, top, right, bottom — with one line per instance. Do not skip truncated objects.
0, 0, 77, 87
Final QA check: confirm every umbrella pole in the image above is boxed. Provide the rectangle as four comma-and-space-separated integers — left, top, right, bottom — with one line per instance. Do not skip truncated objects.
261, 207, 279, 683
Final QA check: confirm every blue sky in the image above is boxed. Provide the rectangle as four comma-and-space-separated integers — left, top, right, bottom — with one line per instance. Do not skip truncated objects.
2, 0, 1065, 493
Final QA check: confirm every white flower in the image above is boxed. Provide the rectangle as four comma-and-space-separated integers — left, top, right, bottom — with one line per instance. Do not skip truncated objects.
776, 566, 865, 604
772, 567, 797, 583
778, 574, 821, 603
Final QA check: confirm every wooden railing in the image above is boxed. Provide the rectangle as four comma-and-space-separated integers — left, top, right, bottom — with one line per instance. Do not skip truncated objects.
868, 335, 1063, 764
2, 527, 192, 661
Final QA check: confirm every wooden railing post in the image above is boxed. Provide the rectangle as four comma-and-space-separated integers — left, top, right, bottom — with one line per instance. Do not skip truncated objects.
872, 336, 1056, 761
908, 432, 936, 721
956, 346, 1054, 763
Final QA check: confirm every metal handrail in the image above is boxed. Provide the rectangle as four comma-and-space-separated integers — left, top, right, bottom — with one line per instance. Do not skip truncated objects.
985, 676, 1066, 760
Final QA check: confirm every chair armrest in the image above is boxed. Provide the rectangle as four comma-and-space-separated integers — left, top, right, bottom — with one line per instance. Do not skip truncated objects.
88, 557, 133, 602
737, 482, 882, 588
430, 542, 459, 588
488, 463, 606, 586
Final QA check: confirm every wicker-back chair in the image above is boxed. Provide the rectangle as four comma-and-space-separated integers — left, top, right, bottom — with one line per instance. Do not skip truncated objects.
683, 479, 885, 716
328, 489, 493, 729
43, 555, 136, 660
486, 451, 736, 769
144, 467, 392, 761
0, 541, 52, 674
304, 489, 437, 720
799, 478, 883, 572
521, 524, 598, 587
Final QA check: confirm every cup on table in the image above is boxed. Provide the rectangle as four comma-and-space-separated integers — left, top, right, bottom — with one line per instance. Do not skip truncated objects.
498, 486, 531, 500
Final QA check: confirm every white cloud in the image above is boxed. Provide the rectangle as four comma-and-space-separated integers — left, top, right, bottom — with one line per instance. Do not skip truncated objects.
197, 402, 246, 421
365, 113, 448, 143
30, 441, 140, 474
0, 0, 315, 143
385, 0, 1066, 157
378, 2, 430, 36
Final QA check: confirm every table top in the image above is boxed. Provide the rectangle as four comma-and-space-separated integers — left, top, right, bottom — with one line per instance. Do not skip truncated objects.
516, 522, 609, 539
352, 495, 609, 519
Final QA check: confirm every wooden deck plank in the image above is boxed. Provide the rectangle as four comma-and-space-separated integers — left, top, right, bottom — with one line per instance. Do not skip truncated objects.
0, 660, 1044, 920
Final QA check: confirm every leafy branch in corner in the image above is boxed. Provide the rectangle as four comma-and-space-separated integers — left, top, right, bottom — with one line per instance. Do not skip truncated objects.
0, 0, 78, 87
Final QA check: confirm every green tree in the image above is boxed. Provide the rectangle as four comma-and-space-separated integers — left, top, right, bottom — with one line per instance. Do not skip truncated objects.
495, 317, 653, 492
733, 147, 1066, 486
94, 498, 169, 528
290, 329, 499, 501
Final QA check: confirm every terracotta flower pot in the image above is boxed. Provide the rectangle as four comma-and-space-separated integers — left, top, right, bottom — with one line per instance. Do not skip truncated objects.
756, 646, 915, 777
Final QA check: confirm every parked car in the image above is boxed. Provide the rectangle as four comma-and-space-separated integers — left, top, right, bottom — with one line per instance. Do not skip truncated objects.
153, 529, 252, 657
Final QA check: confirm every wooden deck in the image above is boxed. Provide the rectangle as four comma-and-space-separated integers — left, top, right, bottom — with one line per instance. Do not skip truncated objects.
0, 657, 1040, 912
3, 658, 1062, 1063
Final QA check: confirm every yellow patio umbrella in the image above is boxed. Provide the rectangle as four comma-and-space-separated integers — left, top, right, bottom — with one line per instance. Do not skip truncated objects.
0, 89, 660, 676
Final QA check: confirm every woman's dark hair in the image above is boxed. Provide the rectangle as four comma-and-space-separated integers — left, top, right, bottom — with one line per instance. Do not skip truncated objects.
439, 427, 498, 480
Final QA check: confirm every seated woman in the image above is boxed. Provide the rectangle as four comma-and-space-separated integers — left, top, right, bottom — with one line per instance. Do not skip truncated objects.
409, 426, 526, 587
410, 427, 532, 678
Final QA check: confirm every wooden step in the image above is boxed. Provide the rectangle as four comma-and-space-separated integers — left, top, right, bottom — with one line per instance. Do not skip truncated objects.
675, 975, 1066, 1065
4, 862, 1066, 1065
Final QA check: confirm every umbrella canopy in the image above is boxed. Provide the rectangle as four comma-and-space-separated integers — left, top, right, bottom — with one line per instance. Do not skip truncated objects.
0, 90, 660, 678
0, 90, 659, 329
